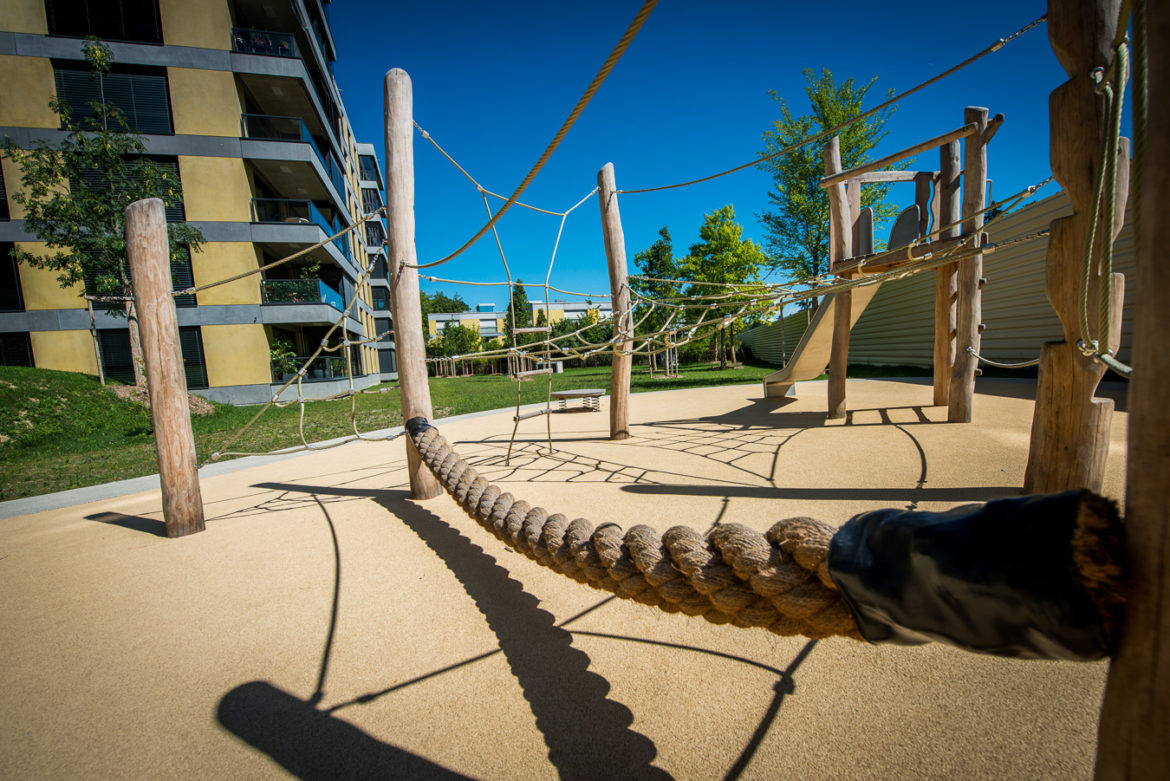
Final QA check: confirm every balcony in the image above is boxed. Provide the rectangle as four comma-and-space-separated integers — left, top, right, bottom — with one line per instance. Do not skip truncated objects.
241, 114, 346, 197
252, 198, 350, 260
261, 278, 344, 311
233, 27, 297, 58
272, 354, 347, 383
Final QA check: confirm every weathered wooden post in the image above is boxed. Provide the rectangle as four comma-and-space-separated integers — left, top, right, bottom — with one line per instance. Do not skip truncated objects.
824, 136, 853, 420
1023, 0, 1129, 493
385, 68, 442, 500
1093, 0, 1167, 776
597, 162, 632, 440
947, 107, 989, 422
933, 141, 961, 406
125, 198, 204, 538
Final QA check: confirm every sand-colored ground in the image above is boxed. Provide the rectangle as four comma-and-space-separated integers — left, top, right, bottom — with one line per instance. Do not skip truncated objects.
0, 378, 1128, 779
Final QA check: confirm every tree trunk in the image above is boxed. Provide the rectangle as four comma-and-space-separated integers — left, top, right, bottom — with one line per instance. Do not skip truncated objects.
126, 297, 147, 388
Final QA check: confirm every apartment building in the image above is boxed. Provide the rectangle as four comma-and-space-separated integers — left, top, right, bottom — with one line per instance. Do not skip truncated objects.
0, 0, 394, 404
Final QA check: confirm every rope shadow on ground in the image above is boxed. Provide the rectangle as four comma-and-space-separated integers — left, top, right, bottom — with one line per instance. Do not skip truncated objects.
254, 482, 671, 780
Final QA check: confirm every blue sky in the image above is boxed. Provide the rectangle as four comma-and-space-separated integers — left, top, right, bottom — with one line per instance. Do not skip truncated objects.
328, 1, 1124, 311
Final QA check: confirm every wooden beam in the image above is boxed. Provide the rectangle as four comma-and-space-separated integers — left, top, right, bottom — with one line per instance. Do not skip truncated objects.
385, 68, 442, 500
597, 163, 632, 440
947, 107, 989, 423
1095, 2, 1170, 773
820, 122, 978, 188
845, 170, 926, 185
1024, 0, 1129, 493
125, 198, 204, 538
824, 137, 852, 420
933, 141, 961, 406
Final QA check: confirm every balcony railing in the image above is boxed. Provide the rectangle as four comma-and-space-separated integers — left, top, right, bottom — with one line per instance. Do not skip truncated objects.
272, 354, 347, 383
241, 114, 346, 197
261, 278, 344, 311
233, 27, 296, 58
252, 198, 350, 260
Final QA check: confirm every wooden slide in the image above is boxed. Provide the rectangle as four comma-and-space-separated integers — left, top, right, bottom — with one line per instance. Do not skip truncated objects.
761, 283, 882, 398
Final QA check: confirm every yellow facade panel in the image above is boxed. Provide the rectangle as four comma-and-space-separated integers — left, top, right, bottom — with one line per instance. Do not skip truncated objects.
16, 250, 86, 310
30, 330, 99, 376
0, 0, 47, 35
190, 243, 261, 305
169, 68, 241, 136
202, 324, 271, 387
459, 318, 480, 332
178, 156, 251, 222
159, 0, 230, 50
0, 56, 56, 128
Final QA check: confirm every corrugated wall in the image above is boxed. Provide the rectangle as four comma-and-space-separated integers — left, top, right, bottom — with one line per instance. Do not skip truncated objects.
741, 191, 1136, 367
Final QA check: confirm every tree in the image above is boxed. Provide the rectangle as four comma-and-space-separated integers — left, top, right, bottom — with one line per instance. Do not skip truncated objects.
503, 279, 533, 347
757, 68, 902, 286
631, 227, 680, 371
2, 38, 204, 386
427, 322, 481, 359
419, 289, 468, 334
679, 206, 767, 368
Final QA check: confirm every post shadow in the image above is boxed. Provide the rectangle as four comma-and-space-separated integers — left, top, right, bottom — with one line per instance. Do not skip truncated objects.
85, 511, 167, 537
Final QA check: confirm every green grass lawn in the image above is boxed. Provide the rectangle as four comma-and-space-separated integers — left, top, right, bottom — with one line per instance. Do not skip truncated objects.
0, 360, 793, 501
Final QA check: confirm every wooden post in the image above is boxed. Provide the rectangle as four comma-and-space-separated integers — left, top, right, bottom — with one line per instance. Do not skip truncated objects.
597, 162, 632, 440
125, 198, 204, 538
824, 137, 852, 420
1023, 0, 1129, 493
947, 107, 989, 422
1095, 4, 1169, 773
385, 68, 442, 500
933, 141, 961, 406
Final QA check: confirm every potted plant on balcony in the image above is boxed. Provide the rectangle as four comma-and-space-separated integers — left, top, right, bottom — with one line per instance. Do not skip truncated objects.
270, 337, 299, 382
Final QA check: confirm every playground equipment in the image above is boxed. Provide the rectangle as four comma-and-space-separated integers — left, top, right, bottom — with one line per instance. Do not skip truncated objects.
116, 0, 1163, 773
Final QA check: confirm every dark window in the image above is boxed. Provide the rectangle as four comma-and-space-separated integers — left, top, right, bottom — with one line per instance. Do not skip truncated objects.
359, 155, 379, 182
0, 332, 34, 366
99, 325, 207, 388
87, 246, 195, 311
54, 62, 172, 134
368, 255, 388, 279
364, 220, 385, 248
361, 187, 382, 214
179, 326, 207, 389
0, 245, 24, 312
45, 0, 163, 44
371, 287, 389, 311
377, 349, 396, 374
0, 164, 9, 220
74, 156, 185, 222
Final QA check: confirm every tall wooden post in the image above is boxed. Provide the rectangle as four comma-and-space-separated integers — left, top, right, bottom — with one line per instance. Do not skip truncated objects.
933, 141, 961, 406
1095, 5, 1169, 774
947, 107, 989, 422
125, 198, 204, 538
1023, 0, 1129, 493
597, 163, 631, 440
385, 68, 442, 499
824, 137, 853, 420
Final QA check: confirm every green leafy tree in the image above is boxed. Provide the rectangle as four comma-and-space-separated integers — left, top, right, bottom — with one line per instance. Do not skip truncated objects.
757, 68, 902, 286
419, 289, 469, 335
503, 279, 533, 347
679, 206, 767, 369
2, 38, 204, 386
427, 322, 481, 359
631, 226, 680, 372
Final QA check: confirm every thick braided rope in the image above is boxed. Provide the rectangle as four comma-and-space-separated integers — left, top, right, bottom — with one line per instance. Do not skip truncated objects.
408, 420, 862, 640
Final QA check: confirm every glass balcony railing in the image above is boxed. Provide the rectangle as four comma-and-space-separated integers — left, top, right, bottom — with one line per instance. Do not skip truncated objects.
261, 278, 344, 311
272, 354, 347, 383
241, 114, 346, 197
252, 198, 350, 260
233, 27, 296, 58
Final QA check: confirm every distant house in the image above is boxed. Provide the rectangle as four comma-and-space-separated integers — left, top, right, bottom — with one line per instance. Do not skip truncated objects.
428, 308, 504, 339
528, 300, 613, 324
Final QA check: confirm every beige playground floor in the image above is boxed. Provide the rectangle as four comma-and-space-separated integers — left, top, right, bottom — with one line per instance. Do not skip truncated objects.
0, 378, 1128, 779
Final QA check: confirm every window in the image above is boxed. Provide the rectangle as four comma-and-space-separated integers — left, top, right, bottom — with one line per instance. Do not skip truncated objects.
364, 220, 385, 248
99, 325, 207, 388
371, 287, 390, 311
0, 332, 34, 366
0, 245, 24, 312
171, 247, 196, 308
361, 187, 382, 214
54, 62, 172, 134
45, 0, 163, 44
359, 155, 379, 183
368, 255, 388, 279
74, 156, 185, 222
0, 164, 9, 220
